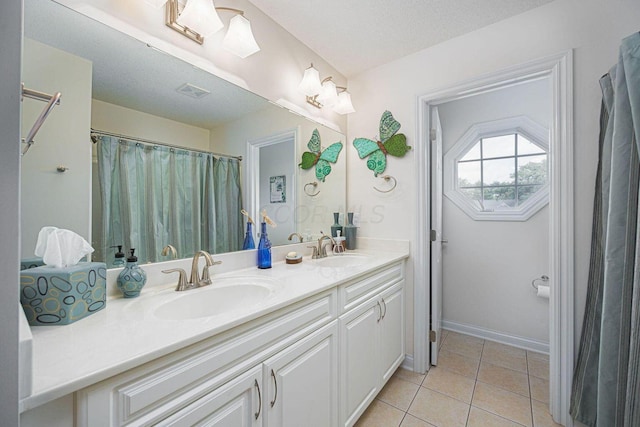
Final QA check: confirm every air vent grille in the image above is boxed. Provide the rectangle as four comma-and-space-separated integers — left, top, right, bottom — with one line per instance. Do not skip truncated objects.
176, 83, 210, 99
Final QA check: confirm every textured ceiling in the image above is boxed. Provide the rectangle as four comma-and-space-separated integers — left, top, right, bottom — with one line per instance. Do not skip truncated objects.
247, 0, 554, 77
24, 0, 270, 130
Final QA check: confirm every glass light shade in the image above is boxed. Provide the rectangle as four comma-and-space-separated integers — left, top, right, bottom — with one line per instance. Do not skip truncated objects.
317, 79, 338, 108
144, 0, 168, 8
298, 65, 322, 97
334, 91, 355, 114
223, 15, 260, 58
177, 0, 224, 38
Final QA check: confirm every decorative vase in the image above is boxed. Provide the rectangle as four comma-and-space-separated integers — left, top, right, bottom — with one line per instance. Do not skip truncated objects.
242, 222, 255, 250
257, 222, 272, 269
344, 212, 357, 250
331, 212, 343, 238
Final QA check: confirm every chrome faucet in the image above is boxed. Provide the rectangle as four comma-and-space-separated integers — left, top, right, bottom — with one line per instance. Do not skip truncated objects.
288, 232, 304, 243
161, 244, 178, 259
308, 232, 336, 259
162, 250, 221, 291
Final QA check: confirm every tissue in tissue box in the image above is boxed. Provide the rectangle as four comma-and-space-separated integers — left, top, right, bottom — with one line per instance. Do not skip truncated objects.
20, 262, 107, 326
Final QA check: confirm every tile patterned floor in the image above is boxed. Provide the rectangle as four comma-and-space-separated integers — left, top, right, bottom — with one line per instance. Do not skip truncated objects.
355, 330, 562, 427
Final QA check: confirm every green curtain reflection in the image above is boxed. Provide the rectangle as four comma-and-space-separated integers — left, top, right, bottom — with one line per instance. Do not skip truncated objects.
97, 136, 242, 267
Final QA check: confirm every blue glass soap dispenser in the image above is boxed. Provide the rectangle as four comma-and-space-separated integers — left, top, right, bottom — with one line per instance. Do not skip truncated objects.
257, 222, 272, 269
117, 249, 147, 298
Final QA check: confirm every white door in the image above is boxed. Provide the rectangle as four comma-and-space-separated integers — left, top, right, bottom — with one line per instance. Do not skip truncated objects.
155, 365, 263, 427
430, 106, 444, 366
339, 301, 380, 427
378, 283, 405, 382
263, 322, 338, 427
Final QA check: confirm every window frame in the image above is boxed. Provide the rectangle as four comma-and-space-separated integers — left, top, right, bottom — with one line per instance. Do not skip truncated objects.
443, 116, 549, 221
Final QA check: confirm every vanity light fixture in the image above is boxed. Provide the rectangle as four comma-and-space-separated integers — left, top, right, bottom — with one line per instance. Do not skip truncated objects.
164, 0, 260, 58
298, 64, 355, 114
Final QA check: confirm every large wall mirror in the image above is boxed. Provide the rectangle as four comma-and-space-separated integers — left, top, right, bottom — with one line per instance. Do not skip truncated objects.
21, 0, 346, 267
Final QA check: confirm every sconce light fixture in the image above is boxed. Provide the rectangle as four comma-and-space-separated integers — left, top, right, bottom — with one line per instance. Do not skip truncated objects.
162, 0, 260, 58
298, 63, 355, 115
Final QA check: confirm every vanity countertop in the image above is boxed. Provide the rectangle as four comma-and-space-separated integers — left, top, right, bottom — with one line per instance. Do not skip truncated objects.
20, 244, 409, 412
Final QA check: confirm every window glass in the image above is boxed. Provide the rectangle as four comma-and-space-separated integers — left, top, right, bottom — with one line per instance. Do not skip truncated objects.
458, 160, 481, 187
460, 143, 481, 161
482, 134, 515, 158
517, 185, 543, 203
518, 135, 545, 155
483, 187, 516, 209
482, 158, 515, 186
517, 155, 547, 185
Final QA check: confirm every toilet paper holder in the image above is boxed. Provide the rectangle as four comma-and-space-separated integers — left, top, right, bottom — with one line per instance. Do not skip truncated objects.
531, 275, 549, 290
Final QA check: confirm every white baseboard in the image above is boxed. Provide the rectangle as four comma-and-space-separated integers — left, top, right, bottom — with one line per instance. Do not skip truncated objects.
401, 354, 414, 372
442, 320, 549, 354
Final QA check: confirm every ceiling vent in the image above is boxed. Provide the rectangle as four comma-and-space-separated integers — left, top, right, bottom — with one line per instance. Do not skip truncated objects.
176, 83, 210, 99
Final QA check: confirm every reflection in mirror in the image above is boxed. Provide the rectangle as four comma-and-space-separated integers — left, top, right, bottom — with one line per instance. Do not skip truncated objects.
21, 0, 346, 268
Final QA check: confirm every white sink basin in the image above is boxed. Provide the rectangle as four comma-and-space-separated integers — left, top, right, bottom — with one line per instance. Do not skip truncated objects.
314, 254, 371, 268
153, 277, 276, 320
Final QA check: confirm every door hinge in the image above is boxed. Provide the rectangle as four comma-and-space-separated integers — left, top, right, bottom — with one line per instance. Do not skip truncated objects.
429, 330, 437, 343
430, 230, 437, 242
430, 129, 437, 142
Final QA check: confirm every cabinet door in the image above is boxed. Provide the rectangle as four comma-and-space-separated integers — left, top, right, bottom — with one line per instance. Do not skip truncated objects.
378, 282, 405, 384
155, 366, 263, 427
339, 300, 380, 427
263, 321, 338, 427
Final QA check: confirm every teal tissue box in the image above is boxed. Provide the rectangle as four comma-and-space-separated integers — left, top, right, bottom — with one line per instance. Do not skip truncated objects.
20, 262, 107, 326
20, 257, 45, 270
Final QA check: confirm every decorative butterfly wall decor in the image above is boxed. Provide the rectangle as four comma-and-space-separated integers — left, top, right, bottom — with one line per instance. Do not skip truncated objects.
298, 128, 343, 182
353, 110, 411, 176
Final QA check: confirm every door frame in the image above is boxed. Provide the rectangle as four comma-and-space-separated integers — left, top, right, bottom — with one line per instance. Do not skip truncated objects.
246, 128, 299, 232
413, 50, 574, 426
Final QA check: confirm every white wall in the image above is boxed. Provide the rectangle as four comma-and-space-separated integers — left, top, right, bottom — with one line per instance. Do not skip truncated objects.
21, 38, 92, 257
259, 140, 296, 246
91, 99, 210, 150
0, 0, 22, 422
55, 0, 347, 132
346, 0, 640, 357
439, 79, 550, 343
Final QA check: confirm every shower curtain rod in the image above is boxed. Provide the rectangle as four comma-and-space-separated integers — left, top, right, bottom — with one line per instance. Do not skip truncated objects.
90, 128, 243, 161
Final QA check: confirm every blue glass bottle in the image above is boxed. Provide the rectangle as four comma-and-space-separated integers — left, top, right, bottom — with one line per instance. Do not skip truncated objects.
242, 222, 256, 250
257, 222, 272, 269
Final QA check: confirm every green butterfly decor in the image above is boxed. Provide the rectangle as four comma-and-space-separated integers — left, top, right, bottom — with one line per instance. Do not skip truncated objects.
353, 110, 411, 176
298, 129, 343, 182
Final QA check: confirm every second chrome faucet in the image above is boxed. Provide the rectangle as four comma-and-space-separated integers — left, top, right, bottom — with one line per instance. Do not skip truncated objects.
162, 250, 222, 291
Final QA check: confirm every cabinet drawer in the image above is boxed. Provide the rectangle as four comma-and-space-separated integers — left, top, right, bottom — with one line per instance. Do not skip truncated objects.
338, 262, 403, 314
77, 290, 336, 427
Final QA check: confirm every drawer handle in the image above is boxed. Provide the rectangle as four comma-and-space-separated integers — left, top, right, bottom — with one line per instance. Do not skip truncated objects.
254, 379, 262, 420
376, 301, 382, 322
270, 369, 278, 407
381, 298, 387, 320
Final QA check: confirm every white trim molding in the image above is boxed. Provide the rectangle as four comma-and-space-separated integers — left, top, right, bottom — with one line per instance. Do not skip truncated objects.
245, 128, 299, 227
415, 50, 574, 426
441, 320, 550, 354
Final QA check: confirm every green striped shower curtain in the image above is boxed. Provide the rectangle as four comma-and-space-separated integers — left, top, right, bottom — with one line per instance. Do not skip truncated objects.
571, 32, 640, 427
97, 136, 242, 266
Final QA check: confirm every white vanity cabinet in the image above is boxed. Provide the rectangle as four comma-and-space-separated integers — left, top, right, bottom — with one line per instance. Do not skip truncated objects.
76, 290, 336, 426
22, 255, 408, 427
338, 263, 405, 427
